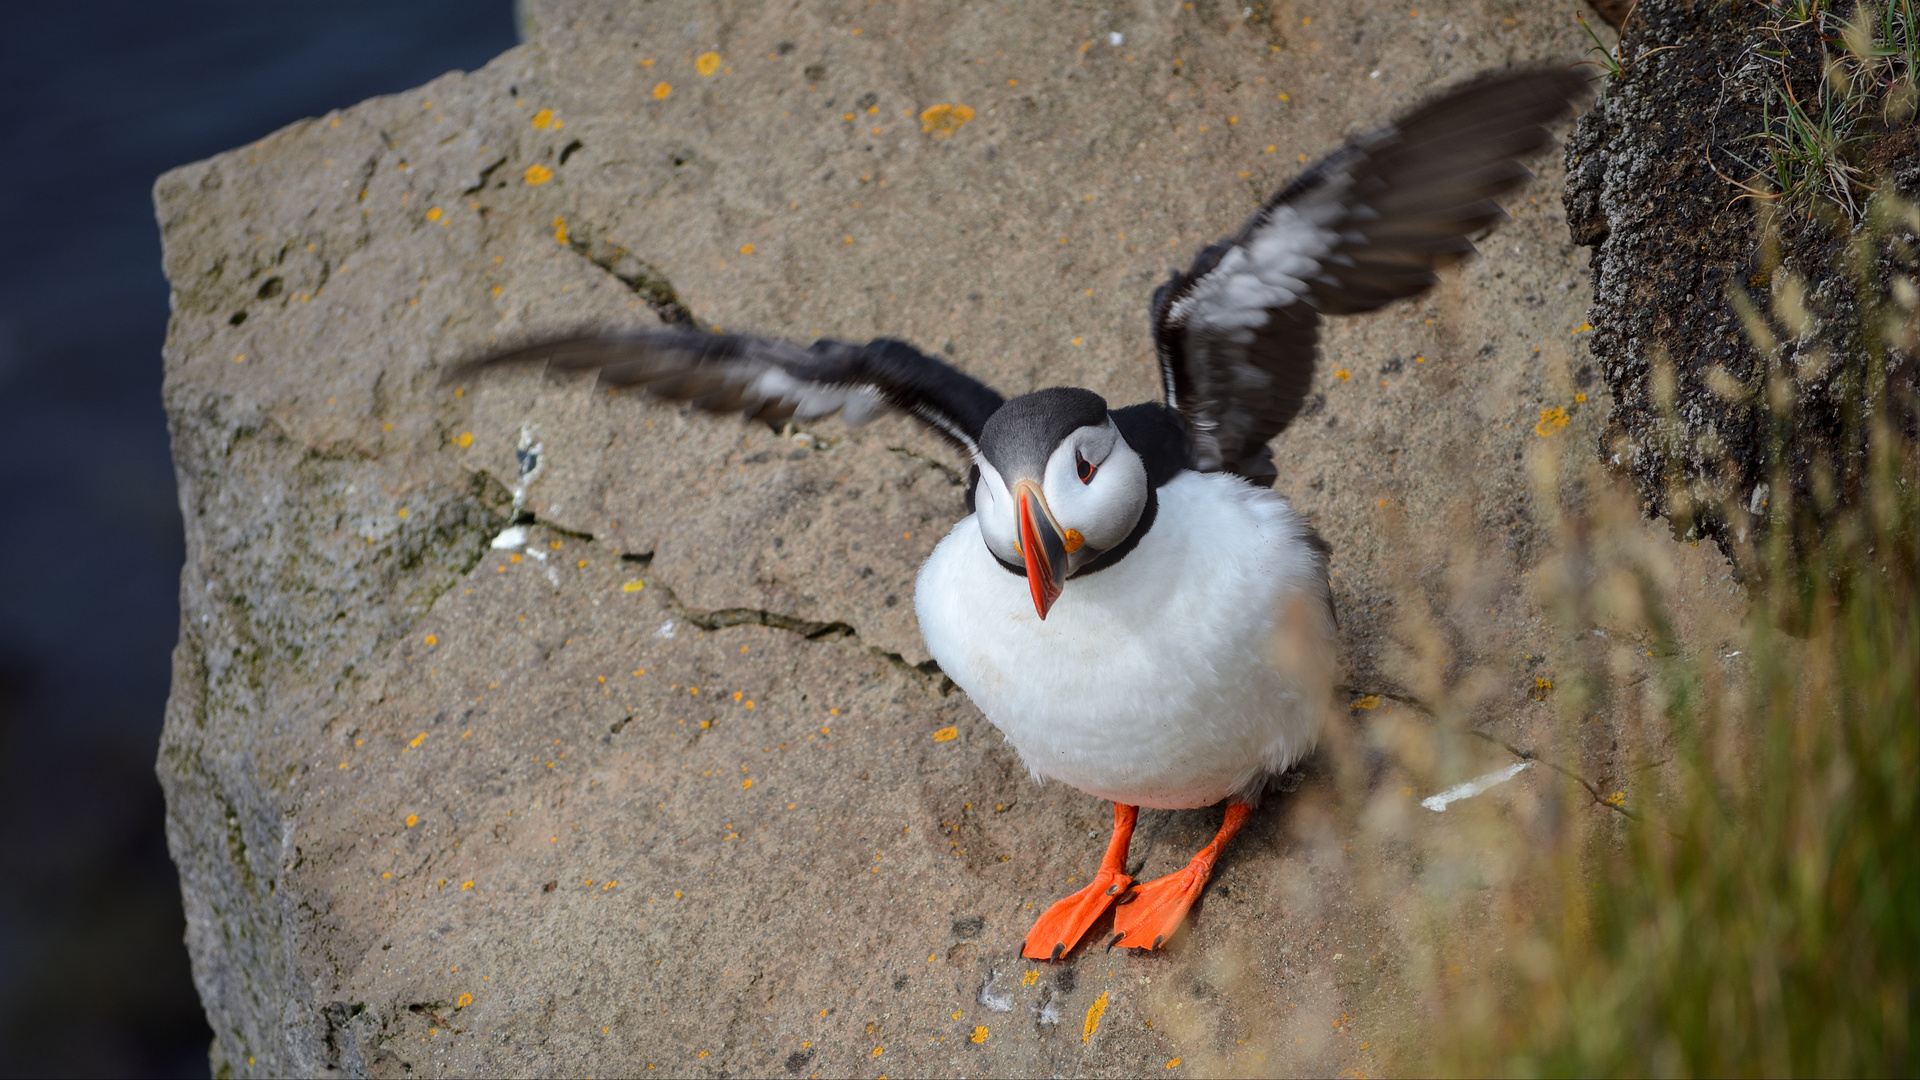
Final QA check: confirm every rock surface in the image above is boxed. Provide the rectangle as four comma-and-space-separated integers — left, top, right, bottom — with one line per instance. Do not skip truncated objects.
1564, 0, 1920, 568
156, 2, 1731, 1076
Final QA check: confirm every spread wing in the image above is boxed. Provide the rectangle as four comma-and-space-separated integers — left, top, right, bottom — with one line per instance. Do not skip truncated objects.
1150, 67, 1590, 483
449, 330, 1005, 456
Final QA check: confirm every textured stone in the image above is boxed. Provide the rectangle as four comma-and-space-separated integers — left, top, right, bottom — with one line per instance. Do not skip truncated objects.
1563, 0, 1920, 569
156, 2, 1692, 1076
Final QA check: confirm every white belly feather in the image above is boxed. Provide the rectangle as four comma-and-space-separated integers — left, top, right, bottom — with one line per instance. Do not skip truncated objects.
914, 471, 1334, 809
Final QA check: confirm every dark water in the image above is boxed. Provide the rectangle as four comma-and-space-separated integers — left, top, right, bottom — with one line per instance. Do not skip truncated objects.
0, 4, 516, 1074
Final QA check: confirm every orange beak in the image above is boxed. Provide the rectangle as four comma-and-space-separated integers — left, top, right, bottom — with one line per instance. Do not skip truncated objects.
1015, 480, 1069, 619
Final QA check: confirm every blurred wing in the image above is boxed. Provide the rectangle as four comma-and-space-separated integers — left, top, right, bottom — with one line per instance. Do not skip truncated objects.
1150, 67, 1590, 482
450, 330, 1005, 455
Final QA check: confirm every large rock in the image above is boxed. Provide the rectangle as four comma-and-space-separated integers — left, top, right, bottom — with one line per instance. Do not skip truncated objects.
1563, 0, 1920, 569
157, 2, 1696, 1075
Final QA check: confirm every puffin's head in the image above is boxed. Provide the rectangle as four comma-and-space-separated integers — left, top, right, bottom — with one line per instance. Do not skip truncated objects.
974, 387, 1149, 619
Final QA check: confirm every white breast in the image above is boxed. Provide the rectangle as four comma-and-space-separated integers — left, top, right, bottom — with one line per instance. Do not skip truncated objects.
914, 471, 1333, 809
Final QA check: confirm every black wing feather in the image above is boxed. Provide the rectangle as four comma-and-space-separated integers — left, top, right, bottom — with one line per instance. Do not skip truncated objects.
449, 330, 1004, 456
1150, 67, 1590, 483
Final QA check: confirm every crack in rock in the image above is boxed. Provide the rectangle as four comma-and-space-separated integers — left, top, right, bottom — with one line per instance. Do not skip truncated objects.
645, 577, 948, 689
563, 224, 697, 327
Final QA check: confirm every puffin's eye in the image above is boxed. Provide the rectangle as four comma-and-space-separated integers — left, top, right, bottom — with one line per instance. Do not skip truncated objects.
1076, 451, 1096, 484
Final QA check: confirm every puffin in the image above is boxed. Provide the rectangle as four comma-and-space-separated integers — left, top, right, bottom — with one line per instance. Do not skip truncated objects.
456, 68, 1587, 959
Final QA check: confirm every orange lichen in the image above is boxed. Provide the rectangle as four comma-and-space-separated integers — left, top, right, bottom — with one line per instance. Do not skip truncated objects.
972, 1026, 990, 1043
409, 732, 427, 748
406, 814, 419, 828
524, 163, 553, 185
742, 779, 753, 789
932, 727, 959, 743
653, 82, 673, 100
424, 634, 438, 646
740, 243, 755, 255
552, 216, 568, 244
1350, 696, 1381, 710
919, 103, 975, 137
1334, 369, 1351, 382
532, 108, 554, 129
426, 207, 443, 222
696, 52, 721, 76
1534, 406, 1570, 437
456, 993, 473, 1008
1084, 991, 1109, 1042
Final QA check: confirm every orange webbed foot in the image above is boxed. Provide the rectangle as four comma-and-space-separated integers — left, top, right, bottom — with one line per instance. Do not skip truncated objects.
1109, 862, 1208, 950
1021, 867, 1134, 961
1109, 802, 1251, 952
1021, 804, 1138, 961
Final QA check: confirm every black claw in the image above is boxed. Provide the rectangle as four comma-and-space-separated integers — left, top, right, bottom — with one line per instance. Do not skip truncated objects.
1106, 933, 1124, 952
1152, 934, 1166, 949
1049, 942, 1064, 962
1104, 884, 1119, 896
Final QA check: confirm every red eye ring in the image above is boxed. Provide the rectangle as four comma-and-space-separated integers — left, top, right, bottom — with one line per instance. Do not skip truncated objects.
1076, 452, 1096, 484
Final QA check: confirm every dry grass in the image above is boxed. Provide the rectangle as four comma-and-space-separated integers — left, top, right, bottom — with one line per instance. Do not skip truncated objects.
1734, 0, 1918, 222
1366, 191, 1920, 1076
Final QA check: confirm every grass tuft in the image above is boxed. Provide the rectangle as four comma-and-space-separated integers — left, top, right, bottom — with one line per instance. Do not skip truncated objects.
1732, 0, 1919, 222
1391, 190, 1919, 1076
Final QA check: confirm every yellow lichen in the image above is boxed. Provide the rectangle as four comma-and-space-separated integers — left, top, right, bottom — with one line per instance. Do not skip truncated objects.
456, 993, 473, 1008
919, 103, 975, 137
1534, 406, 1570, 437
932, 727, 959, 742
524, 163, 553, 185
1350, 696, 1381, 710
552, 216, 568, 244
424, 634, 438, 646
1084, 991, 1109, 1042
971, 1026, 990, 1043
425, 207, 443, 222
531, 108, 554, 129
696, 51, 721, 76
